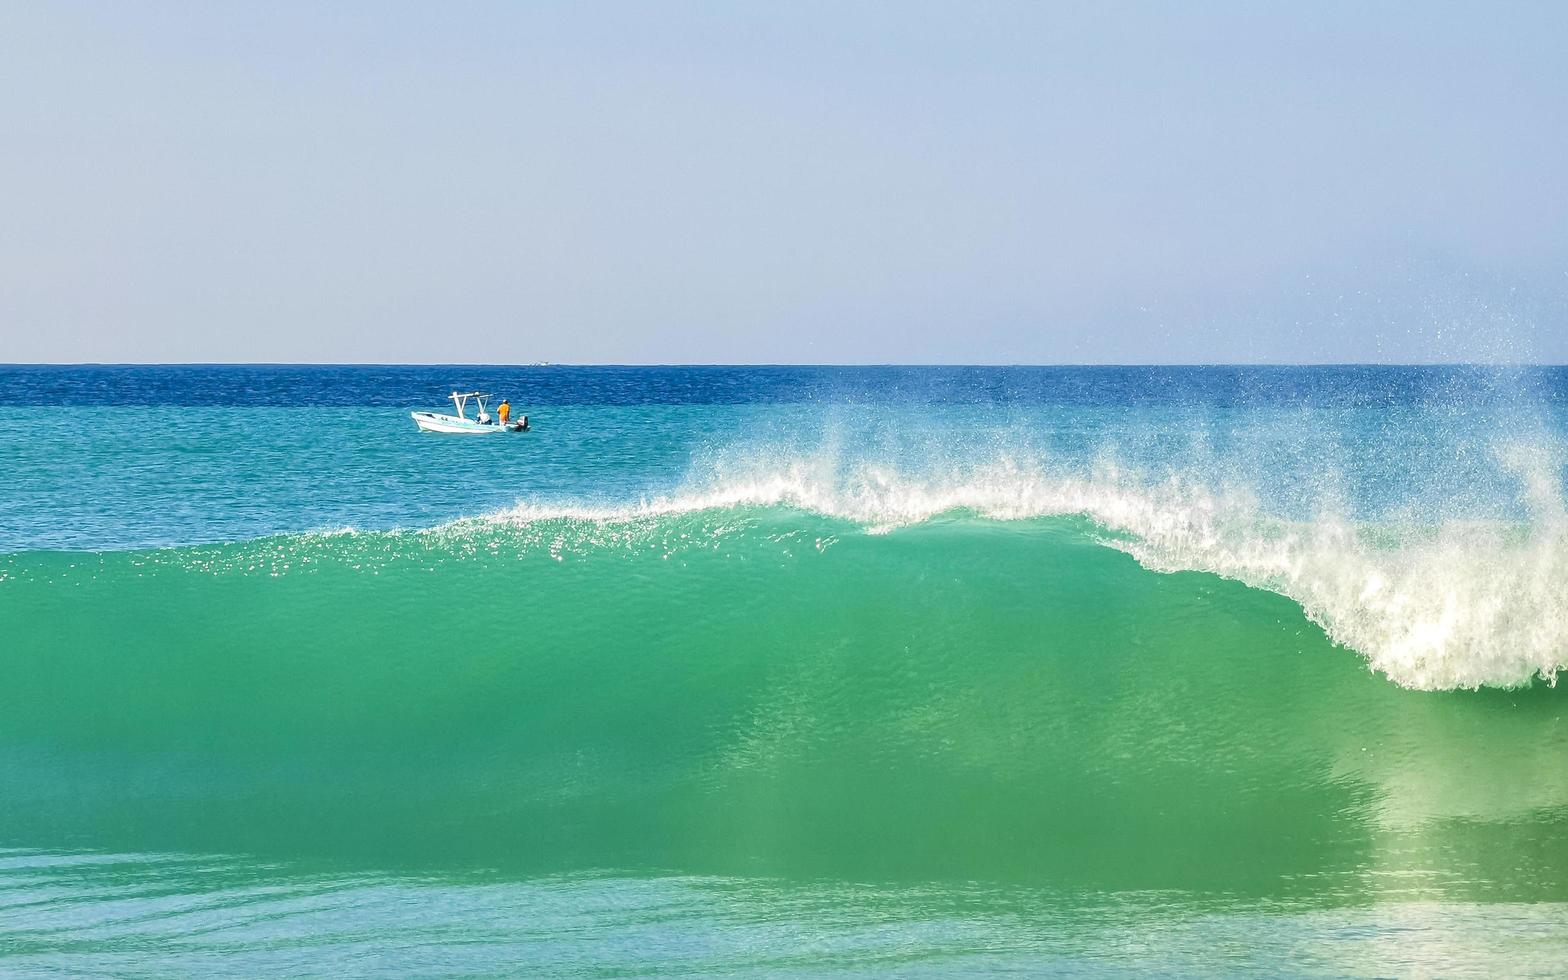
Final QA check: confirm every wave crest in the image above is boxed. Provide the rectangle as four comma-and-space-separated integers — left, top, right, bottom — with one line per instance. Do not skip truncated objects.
472, 445, 1567, 691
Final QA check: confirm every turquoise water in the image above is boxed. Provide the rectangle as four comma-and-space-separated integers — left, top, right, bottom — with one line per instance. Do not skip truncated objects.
2, 366, 1566, 974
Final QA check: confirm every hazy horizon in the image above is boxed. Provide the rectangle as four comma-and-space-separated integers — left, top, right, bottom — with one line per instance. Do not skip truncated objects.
9, 360, 1568, 370
3, 2, 1565, 365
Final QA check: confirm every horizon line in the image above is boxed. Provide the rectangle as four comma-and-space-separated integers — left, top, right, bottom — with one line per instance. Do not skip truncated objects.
5, 361, 1567, 370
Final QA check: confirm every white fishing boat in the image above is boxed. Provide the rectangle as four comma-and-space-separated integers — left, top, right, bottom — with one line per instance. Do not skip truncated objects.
411, 391, 528, 434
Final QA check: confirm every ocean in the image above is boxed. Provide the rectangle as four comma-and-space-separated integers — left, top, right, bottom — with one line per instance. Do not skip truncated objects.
2, 364, 1565, 976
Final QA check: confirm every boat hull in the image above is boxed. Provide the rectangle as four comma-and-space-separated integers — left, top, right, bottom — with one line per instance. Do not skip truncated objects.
411, 412, 521, 434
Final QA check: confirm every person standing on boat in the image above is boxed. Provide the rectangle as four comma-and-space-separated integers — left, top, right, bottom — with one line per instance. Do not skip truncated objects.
498, 399, 511, 427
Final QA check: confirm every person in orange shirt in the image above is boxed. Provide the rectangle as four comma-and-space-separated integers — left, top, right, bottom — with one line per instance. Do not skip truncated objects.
497, 399, 511, 427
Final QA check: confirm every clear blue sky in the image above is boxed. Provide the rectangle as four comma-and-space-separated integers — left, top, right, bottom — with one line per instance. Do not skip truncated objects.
3, 1, 1565, 363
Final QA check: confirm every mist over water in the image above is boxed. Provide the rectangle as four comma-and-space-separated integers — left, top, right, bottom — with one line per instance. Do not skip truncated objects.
3, 365, 1566, 973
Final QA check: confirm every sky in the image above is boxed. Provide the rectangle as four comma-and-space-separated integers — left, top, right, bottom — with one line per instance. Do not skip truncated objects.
2, 1, 1565, 364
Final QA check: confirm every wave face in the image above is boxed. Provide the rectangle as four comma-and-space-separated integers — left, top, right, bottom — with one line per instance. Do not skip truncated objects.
3, 514, 1567, 898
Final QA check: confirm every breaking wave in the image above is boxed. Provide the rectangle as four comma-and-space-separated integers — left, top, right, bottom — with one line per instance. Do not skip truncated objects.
464, 441, 1568, 692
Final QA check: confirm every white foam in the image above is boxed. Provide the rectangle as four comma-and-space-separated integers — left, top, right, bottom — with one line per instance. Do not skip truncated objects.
459, 437, 1568, 692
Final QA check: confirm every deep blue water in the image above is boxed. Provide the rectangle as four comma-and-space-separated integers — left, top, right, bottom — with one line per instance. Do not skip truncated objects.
5, 362, 1566, 407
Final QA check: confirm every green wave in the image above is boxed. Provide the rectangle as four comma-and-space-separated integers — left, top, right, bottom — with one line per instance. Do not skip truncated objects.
2, 513, 1565, 899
